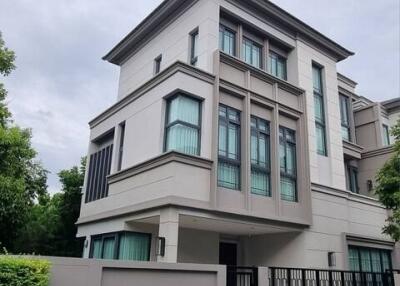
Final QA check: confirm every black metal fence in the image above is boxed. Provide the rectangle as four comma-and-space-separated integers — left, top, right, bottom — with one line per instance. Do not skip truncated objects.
227, 266, 258, 286
269, 267, 395, 286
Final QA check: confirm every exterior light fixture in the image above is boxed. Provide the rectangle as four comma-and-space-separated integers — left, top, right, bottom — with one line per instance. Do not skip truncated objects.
156, 237, 165, 257
328, 252, 336, 267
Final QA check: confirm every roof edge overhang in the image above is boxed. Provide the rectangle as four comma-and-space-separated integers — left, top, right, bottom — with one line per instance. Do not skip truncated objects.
103, 0, 354, 66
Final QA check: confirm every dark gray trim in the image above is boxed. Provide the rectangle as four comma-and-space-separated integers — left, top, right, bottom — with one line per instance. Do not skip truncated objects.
89, 61, 215, 128
108, 151, 212, 184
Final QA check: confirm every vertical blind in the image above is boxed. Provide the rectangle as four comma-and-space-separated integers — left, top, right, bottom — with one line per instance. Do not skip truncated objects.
165, 95, 200, 156
85, 144, 113, 203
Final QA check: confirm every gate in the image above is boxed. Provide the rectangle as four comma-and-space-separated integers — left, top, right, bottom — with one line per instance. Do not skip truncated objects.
227, 266, 258, 286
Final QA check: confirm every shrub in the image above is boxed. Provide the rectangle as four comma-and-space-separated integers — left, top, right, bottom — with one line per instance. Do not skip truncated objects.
0, 256, 50, 286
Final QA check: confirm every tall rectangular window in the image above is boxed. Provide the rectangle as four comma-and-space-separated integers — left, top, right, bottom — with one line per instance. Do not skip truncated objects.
242, 38, 262, 68
165, 95, 201, 156
339, 95, 351, 141
85, 143, 113, 203
117, 122, 125, 171
190, 29, 199, 66
154, 55, 162, 75
219, 25, 236, 56
348, 246, 392, 273
313, 65, 327, 156
279, 127, 297, 202
347, 165, 359, 193
218, 105, 240, 190
268, 51, 287, 80
251, 116, 271, 196
382, 124, 391, 146
90, 232, 151, 261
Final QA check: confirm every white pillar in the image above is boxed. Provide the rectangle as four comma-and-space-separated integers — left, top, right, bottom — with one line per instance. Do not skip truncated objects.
157, 208, 179, 263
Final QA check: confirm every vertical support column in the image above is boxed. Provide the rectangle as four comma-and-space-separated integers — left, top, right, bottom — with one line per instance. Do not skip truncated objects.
258, 267, 269, 286
157, 208, 179, 263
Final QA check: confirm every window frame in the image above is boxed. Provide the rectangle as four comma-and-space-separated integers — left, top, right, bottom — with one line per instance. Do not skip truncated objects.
241, 37, 263, 69
163, 93, 202, 156
279, 126, 297, 202
313, 64, 328, 156
218, 104, 241, 190
339, 94, 351, 142
117, 122, 125, 172
89, 231, 152, 261
219, 24, 236, 56
250, 116, 271, 196
154, 55, 162, 75
190, 28, 199, 66
347, 165, 359, 194
348, 245, 392, 273
268, 50, 287, 80
382, 124, 391, 146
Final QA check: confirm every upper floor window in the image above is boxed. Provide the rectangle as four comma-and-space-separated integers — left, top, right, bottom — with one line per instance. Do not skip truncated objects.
219, 25, 235, 56
339, 95, 351, 142
382, 124, 391, 146
91, 231, 151, 261
279, 127, 297, 202
218, 105, 241, 190
165, 95, 201, 156
154, 55, 162, 75
313, 65, 327, 156
85, 143, 113, 203
190, 29, 199, 66
242, 38, 262, 68
117, 122, 125, 171
349, 246, 392, 272
268, 51, 287, 80
347, 165, 359, 193
251, 116, 271, 196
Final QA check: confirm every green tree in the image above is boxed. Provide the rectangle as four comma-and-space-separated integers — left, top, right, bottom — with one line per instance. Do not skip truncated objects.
0, 32, 48, 251
375, 119, 400, 241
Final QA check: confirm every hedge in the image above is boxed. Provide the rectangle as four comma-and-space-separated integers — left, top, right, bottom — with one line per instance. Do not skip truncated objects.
0, 256, 50, 286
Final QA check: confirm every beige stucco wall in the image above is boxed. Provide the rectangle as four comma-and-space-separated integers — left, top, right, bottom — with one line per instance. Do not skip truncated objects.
117, 0, 219, 99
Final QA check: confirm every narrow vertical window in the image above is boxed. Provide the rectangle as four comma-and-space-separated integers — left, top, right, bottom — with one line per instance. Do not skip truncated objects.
268, 51, 287, 80
190, 29, 199, 66
313, 65, 327, 156
279, 127, 297, 202
165, 95, 201, 155
382, 124, 391, 146
117, 122, 125, 171
339, 95, 351, 141
250, 116, 271, 196
154, 55, 162, 75
218, 105, 241, 190
242, 38, 262, 68
219, 25, 236, 56
347, 165, 359, 193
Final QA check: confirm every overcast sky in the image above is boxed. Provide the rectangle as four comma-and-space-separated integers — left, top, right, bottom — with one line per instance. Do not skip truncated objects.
0, 0, 399, 193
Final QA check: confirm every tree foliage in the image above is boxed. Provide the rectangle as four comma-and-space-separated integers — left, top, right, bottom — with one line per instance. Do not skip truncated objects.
375, 119, 400, 241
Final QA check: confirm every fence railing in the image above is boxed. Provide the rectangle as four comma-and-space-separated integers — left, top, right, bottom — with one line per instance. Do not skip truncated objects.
269, 267, 395, 286
227, 266, 258, 286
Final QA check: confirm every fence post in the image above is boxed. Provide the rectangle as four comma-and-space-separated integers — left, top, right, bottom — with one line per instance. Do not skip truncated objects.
302, 269, 306, 286
328, 270, 333, 286
258, 267, 269, 286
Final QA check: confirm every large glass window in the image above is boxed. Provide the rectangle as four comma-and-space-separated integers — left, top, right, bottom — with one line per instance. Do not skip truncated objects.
218, 105, 241, 190
219, 25, 236, 56
382, 124, 391, 146
165, 95, 201, 156
242, 38, 262, 68
348, 246, 392, 273
268, 51, 287, 80
251, 116, 271, 196
313, 65, 327, 156
279, 127, 297, 202
339, 95, 351, 142
90, 232, 150, 261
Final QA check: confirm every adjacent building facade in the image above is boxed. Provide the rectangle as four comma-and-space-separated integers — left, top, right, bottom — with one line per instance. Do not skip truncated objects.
76, 0, 400, 272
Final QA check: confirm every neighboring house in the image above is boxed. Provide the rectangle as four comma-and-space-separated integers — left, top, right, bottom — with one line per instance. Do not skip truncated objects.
76, 0, 400, 272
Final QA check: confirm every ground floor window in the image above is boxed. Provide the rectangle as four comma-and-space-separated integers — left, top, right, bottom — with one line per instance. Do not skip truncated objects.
90, 231, 151, 261
348, 246, 392, 272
